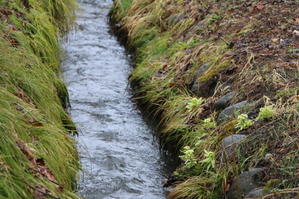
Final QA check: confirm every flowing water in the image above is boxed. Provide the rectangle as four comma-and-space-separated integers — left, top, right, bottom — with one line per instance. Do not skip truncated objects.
62, 0, 173, 198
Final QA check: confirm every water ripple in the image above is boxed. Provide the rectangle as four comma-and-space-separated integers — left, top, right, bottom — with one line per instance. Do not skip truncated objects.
62, 0, 169, 198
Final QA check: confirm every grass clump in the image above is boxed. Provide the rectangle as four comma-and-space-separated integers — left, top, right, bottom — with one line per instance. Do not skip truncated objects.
0, 0, 79, 198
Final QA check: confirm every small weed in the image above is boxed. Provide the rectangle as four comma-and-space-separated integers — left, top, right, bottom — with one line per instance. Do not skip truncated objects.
235, 114, 254, 131
200, 150, 216, 171
186, 97, 204, 111
257, 105, 276, 120
202, 117, 216, 129
179, 146, 198, 169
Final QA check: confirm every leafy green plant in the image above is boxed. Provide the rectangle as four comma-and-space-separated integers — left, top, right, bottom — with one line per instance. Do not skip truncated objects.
257, 105, 276, 120
179, 146, 198, 168
202, 117, 216, 129
186, 97, 205, 111
235, 114, 254, 131
200, 150, 216, 171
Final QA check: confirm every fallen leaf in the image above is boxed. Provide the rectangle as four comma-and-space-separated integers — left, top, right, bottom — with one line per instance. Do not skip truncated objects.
256, 3, 264, 10
16, 140, 35, 161
293, 30, 299, 36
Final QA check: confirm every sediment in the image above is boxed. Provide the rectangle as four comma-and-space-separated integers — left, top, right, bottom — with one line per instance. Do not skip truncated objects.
111, 0, 299, 198
0, 0, 80, 198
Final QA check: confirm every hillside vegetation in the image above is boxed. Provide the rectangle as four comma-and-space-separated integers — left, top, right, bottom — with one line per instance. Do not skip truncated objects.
0, 0, 80, 198
111, 0, 299, 198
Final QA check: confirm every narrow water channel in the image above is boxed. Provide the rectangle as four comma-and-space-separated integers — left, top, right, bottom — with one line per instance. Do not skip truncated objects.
62, 0, 170, 198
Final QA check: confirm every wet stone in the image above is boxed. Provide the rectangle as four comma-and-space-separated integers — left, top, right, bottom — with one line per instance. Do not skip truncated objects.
228, 168, 265, 199
190, 63, 218, 97
192, 63, 210, 83
244, 188, 269, 199
217, 101, 249, 123
191, 78, 218, 97
215, 91, 236, 110
164, 186, 175, 196
222, 134, 247, 160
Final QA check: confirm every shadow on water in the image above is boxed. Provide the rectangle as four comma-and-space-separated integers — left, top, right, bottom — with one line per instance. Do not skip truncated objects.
61, 0, 179, 199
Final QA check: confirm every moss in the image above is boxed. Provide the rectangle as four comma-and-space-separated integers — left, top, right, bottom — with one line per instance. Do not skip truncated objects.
219, 120, 238, 135
0, 0, 79, 198
198, 59, 231, 83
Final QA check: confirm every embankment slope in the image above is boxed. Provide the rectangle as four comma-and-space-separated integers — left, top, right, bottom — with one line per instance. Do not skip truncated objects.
111, 0, 299, 198
0, 0, 79, 198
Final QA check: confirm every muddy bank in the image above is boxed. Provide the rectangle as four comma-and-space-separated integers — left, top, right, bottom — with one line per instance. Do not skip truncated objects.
0, 1, 79, 198
111, 0, 299, 198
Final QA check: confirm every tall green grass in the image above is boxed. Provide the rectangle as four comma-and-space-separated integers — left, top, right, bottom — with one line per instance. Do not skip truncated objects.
0, 0, 79, 198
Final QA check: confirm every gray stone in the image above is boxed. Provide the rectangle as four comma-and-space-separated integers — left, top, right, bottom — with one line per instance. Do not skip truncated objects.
191, 77, 218, 97
190, 63, 218, 97
215, 91, 236, 110
245, 188, 269, 198
228, 168, 265, 199
193, 63, 210, 80
222, 134, 247, 159
217, 101, 249, 123
167, 14, 188, 26
164, 186, 175, 196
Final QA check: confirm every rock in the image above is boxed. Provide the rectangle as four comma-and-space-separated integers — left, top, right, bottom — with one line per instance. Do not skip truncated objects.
167, 14, 188, 26
215, 91, 237, 110
193, 63, 210, 80
191, 77, 218, 97
245, 188, 269, 199
165, 185, 175, 196
222, 134, 247, 160
190, 63, 219, 97
217, 101, 249, 123
228, 168, 265, 199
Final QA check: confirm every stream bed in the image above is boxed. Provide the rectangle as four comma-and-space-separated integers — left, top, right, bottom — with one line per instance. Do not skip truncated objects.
62, 0, 172, 198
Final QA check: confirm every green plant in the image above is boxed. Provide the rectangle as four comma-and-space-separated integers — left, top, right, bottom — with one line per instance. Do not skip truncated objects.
202, 117, 216, 129
235, 114, 254, 131
179, 146, 198, 168
186, 97, 205, 111
257, 105, 276, 120
200, 150, 216, 171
